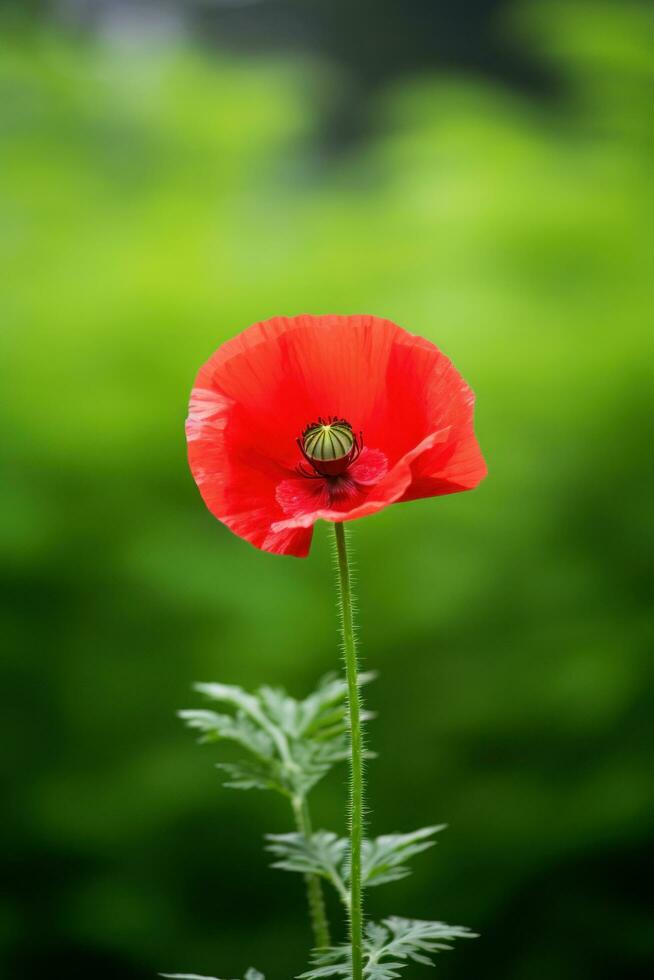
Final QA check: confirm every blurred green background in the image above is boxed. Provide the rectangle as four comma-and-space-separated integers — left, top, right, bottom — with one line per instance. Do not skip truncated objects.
2, 1, 653, 978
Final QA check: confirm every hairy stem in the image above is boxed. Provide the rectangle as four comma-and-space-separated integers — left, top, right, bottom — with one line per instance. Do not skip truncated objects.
292, 795, 331, 949
333, 522, 364, 980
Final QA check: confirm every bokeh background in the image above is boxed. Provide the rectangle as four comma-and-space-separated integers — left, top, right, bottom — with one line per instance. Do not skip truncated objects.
2, 1, 653, 978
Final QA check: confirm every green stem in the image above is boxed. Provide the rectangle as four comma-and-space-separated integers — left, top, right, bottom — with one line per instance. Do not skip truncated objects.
333, 522, 364, 980
292, 795, 331, 949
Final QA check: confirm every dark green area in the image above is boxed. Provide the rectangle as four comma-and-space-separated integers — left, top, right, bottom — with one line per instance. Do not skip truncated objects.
1, 3, 653, 979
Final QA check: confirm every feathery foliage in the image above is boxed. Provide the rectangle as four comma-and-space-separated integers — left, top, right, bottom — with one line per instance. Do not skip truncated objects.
176, 674, 475, 980
300, 917, 476, 980
266, 827, 444, 901
179, 673, 375, 800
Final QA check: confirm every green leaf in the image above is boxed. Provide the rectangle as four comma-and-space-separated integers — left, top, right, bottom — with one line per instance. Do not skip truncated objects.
179, 674, 376, 800
361, 826, 445, 887
193, 682, 263, 719
216, 760, 287, 795
266, 831, 349, 902
293, 672, 377, 740
177, 709, 274, 760
299, 917, 476, 980
267, 827, 443, 899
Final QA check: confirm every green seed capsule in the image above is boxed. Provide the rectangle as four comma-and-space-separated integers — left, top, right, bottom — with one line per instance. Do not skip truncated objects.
303, 421, 355, 461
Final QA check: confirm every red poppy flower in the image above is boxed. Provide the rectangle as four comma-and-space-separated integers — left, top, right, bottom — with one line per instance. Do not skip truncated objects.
186, 315, 486, 557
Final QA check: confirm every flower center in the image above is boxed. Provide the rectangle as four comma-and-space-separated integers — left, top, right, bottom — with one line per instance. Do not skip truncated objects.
297, 416, 362, 478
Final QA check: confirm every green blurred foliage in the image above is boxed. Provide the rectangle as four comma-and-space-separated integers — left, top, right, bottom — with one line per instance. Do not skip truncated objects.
1, 2, 653, 979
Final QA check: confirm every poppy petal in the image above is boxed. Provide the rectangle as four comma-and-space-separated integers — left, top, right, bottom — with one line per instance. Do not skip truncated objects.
348, 448, 389, 486
187, 384, 314, 556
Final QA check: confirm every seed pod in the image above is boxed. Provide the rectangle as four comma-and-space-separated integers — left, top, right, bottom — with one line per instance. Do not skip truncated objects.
300, 418, 359, 476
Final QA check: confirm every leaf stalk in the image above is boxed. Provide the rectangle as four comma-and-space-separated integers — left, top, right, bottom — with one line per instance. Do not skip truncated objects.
292, 795, 332, 948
